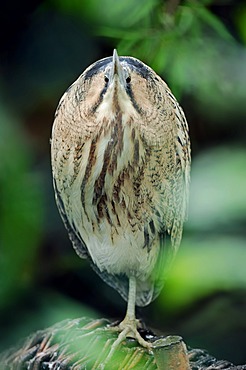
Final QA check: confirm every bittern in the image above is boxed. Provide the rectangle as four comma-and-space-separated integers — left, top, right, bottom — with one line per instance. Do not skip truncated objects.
51, 50, 191, 350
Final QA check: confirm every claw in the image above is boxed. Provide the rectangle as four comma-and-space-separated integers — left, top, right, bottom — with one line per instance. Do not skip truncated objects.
100, 320, 152, 369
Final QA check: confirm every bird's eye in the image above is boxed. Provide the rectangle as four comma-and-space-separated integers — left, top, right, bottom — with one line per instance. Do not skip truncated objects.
126, 76, 131, 84
104, 76, 109, 83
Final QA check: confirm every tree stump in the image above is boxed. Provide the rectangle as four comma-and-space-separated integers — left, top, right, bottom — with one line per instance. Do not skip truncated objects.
0, 317, 245, 369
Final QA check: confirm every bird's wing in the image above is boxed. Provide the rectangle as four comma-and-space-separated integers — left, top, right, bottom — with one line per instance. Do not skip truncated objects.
53, 178, 89, 259
142, 97, 191, 305
171, 104, 191, 249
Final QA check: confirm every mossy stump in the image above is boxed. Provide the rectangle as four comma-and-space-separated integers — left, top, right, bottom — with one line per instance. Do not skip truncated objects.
0, 317, 245, 370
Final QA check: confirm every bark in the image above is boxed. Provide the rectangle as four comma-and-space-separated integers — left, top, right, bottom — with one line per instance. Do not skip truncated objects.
0, 317, 245, 370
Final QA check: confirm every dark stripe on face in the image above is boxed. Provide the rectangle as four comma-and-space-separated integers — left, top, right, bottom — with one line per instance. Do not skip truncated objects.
83, 58, 114, 113
90, 82, 109, 113
120, 57, 151, 79
125, 84, 143, 115
84, 57, 111, 80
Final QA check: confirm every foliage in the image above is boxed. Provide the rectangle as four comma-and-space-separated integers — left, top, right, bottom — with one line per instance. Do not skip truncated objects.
0, 106, 44, 308
46, 0, 239, 97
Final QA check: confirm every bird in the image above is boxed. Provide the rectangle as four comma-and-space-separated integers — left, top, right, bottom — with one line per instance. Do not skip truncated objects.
51, 49, 191, 351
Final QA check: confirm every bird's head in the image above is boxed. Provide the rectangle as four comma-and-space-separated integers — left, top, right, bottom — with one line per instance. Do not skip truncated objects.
75, 49, 167, 119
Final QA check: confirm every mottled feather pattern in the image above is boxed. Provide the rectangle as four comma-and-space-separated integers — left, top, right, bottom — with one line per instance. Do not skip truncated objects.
51, 52, 190, 307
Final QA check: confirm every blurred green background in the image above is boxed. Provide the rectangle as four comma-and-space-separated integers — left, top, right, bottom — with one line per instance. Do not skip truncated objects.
0, 0, 246, 365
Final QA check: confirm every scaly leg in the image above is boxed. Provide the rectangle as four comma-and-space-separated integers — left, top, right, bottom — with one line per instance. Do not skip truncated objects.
116, 275, 151, 348
100, 277, 152, 368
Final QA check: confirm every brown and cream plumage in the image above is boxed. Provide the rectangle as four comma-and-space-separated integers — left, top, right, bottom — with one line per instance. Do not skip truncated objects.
51, 50, 191, 349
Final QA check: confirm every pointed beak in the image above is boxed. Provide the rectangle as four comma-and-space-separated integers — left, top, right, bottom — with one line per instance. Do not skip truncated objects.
109, 49, 125, 87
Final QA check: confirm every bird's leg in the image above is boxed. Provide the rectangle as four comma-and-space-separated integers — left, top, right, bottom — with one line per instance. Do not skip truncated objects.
109, 276, 152, 349
119, 275, 137, 328
101, 277, 152, 368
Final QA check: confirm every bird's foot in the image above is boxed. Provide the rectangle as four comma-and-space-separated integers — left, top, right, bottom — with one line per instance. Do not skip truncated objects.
110, 317, 152, 350
98, 318, 152, 369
